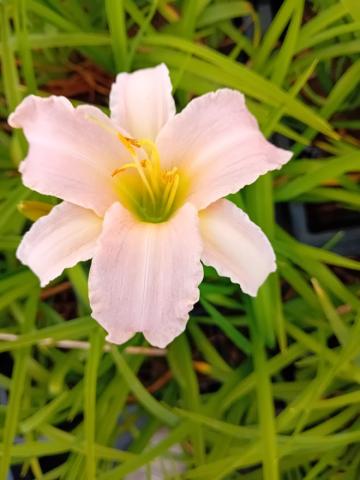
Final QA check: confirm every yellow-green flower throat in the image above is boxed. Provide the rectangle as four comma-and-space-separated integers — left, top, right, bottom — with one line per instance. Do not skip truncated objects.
112, 134, 188, 223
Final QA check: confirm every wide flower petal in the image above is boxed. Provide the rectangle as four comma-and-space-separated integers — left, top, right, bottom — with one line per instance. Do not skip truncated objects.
17, 202, 103, 287
109, 64, 176, 141
156, 89, 292, 210
89, 202, 203, 348
199, 199, 276, 296
8, 96, 130, 215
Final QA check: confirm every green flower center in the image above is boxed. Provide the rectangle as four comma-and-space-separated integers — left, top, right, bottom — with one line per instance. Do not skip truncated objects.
112, 135, 188, 223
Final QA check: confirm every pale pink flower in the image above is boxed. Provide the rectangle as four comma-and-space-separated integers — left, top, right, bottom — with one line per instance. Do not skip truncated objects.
9, 64, 292, 348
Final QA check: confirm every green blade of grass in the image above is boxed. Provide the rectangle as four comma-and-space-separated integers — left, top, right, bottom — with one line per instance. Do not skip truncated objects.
98, 421, 190, 480
84, 328, 104, 480
110, 346, 178, 427
168, 334, 205, 465
0, 316, 95, 353
201, 299, 252, 354
0, 289, 38, 479
0, 4, 22, 111
142, 35, 338, 138
270, 0, 304, 87
250, 322, 279, 480
105, 0, 128, 71
298, 2, 346, 42
253, 0, 295, 71
189, 322, 232, 374
197, 1, 253, 28
275, 152, 360, 201
312, 278, 349, 346
222, 343, 306, 412
14, 0, 37, 93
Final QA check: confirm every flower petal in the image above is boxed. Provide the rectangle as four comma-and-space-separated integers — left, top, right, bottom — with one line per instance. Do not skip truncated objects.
17, 202, 102, 287
9, 96, 130, 215
109, 64, 176, 141
89, 202, 203, 348
199, 199, 276, 296
157, 89, 292, 210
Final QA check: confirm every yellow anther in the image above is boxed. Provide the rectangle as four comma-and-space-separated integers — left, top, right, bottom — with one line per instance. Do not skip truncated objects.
162, 167, 178, 182
112, 167, 126, 177
116, 133, 141, 156
112, 134, 156, 205
138, 139, 161, 172
86, 114, 141, 157
161, 177, 173, 203
112, 162, 142, 177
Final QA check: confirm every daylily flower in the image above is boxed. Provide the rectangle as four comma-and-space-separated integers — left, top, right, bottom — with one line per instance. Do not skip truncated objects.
9, 64, 292, 348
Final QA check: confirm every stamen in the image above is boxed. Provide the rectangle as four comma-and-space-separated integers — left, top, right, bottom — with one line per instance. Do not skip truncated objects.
161, 167, 178, 206
137, 139, 163, 196
116, 133, 141, 156
162, 167, 178, 183
163, 173, 180, 217
138, 139, 161, 173
88, 113, 184, 220
112, 162, 139, 176
103, 122, 185, 221
86, 114, 141, 157
161, 176, 173, 205
131, 155, 156, 207
113, 135, 157, 208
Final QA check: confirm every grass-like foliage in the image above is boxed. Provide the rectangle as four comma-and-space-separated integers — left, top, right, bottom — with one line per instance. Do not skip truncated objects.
1, 0, 360, 478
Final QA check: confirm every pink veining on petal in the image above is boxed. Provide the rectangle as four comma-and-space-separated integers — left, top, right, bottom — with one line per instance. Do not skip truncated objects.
199, 198, 276, 296
89, 202, 203, 348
